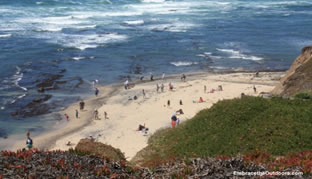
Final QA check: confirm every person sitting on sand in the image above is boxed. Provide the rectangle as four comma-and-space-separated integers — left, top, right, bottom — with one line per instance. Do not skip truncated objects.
199, 97, 204, 103
176, 109, 184, 115
210, 89, 215, 93
137, 124, 149, 134
169, 82, 174, 91
134, 95, 138, 100
66, 141, 71, 146
217, 85, 223, 91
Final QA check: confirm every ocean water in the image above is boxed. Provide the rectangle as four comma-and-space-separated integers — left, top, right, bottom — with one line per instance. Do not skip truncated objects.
0, 0, 312, 148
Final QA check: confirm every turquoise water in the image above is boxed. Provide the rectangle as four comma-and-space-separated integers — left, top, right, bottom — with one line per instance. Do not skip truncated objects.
0, 0, 312, 147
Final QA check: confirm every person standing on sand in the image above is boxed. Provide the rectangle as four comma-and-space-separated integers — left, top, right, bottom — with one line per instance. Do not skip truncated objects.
253, 85, 257, 93
162, 73, 165, 80
156, 84, 160, 92
204, 85, 207, 93
180, 100, 183, 105
79, 100, 85, 111
94, 109, 99, 120
142, 89, 146, 98
161, 83, 164, 92
181, 74, 186, 82
26, 130, 32, 149
75, 109, 79, 118
124, 79, 129, 90
167, 100, 170, 107
104, 111, 108, 119
95, 88, 99, 96
64, 113, 69, 121
150, 74, 154, 81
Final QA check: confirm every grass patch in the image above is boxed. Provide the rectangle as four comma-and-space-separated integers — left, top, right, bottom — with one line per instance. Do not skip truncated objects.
137, 96, 312, 165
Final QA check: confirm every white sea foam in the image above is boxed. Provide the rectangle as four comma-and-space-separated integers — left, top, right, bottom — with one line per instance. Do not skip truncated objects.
197, 52, 221, 59
36, 2, 43, 5
124, 20, 144, 25
170, 61, 198, 67
0, 34, 12, 38
57, 33, 128, 50
216, 48, 263, 61
146, 21, 198, 32
74, 25, 97, 29
72, 57, 85, 61
11, 66, 27, 91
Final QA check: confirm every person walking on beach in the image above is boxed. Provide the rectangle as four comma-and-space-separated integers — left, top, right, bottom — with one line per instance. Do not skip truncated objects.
142, 89, 146, 98
253, 85, 257, 93
75, 109, 79, 118
161, 83, 164, 92
94, 109, 99, 120
162, 73, 165, 80
204, 85, 207, 93
95, 88, 99, 96
104, 111, 108, 119
79, 100, 85, 111
150, 74, 154, 81
124, 79, 129, 90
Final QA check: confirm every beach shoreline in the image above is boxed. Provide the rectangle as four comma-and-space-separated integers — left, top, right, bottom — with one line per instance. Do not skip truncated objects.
10, 71, 285, 160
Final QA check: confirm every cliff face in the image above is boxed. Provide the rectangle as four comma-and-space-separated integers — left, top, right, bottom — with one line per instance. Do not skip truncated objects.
272, 46, 312, 96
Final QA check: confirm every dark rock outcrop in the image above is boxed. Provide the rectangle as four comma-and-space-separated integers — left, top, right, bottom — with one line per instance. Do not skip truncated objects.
11, 94, 52, 118
273, 46, 312, 96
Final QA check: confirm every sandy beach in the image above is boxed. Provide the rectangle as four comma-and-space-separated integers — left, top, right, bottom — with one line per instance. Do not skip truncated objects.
12, 71, 284, 160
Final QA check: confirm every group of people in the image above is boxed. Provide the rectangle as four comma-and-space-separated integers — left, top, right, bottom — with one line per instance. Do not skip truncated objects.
204, 85, 223, 93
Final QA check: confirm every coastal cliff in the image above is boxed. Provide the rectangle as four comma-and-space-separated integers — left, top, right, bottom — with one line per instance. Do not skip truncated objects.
272, 46, 312, 96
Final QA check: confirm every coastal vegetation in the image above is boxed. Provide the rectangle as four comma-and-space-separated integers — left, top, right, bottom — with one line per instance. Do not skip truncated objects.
133, 96, 312, 173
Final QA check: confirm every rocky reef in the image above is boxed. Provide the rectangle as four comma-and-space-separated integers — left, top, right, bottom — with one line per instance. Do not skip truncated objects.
273, 46, 312, 96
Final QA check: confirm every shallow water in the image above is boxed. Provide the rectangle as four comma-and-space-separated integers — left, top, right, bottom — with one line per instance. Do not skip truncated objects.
0, 0, 312, 148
